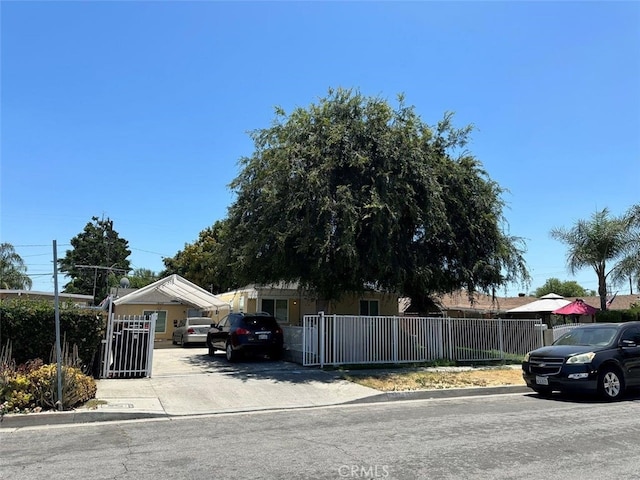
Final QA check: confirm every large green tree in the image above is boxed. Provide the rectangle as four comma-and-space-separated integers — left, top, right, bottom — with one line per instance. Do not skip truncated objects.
0, 242, 32, 290
123, 268, 159, 289
222, 88, 529, 308
534, 278, 589, 298
162, 220, 232, 293
58, 217, 131, 304
551, 204, 640, 310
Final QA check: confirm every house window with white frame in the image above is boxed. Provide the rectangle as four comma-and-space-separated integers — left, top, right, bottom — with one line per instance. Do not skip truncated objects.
261, 298, 288, 323
143, 310, 167, 333
359, 300, 379, 316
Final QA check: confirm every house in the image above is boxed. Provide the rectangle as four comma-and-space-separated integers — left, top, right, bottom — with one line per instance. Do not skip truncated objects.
112, 274, 229, 343
215, 282, 401, 326
0, 289, 94, 307
414, 290, 640, 324
400, 291, 533, 318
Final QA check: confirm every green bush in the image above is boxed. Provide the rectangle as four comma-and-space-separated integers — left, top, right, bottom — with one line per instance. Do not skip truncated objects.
27, 363, 97, 410
596, 309, 640, 323
1, 357, 97, 415
0, 299, 106, 373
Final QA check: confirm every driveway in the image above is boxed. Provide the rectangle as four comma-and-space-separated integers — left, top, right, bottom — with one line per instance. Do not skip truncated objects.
94, 345, 379, 417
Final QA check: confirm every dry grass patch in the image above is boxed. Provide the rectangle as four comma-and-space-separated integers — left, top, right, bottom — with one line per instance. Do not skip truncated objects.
345, 367, 525, 391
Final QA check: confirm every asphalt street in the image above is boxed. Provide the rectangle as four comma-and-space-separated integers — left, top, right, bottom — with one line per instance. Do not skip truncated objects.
1, 346, 528, 428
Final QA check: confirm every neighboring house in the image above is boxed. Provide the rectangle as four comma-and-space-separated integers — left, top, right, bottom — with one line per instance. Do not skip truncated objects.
112, 274, 229, 343
404, 290, 640, 324
0, 289, 94, 307
215, 282, 400, 326
400, 291, 533, 318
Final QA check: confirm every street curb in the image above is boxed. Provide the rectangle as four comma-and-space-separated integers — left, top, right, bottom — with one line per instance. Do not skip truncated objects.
0, 385, 530, 429
343, 384, 530, 404
0, 410, 168, 429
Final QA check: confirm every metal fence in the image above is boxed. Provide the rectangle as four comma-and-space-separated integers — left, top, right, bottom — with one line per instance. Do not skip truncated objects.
101, 313, 156, 378
552, 323, 582, 342
300, 313, 543, 367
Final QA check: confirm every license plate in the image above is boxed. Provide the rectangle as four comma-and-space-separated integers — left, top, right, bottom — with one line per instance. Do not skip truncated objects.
535, 375, 549, 386
258, 334, 269, 340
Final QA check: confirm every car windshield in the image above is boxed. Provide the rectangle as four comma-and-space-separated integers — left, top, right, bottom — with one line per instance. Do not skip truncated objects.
554, 327, 618, 346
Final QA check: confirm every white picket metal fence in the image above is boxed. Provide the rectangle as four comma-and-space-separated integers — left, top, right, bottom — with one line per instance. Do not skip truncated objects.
101, 313, 156, 378
301, 313, 544, 367
552, 323, 582, 342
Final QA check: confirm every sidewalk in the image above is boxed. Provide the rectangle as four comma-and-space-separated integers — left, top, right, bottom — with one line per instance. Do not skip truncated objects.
1, 348, 528, 428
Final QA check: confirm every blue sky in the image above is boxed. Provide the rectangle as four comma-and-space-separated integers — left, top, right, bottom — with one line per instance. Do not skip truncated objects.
2, 1, 639, 297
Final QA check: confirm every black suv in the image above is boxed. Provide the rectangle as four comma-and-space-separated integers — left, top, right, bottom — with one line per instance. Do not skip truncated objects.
522, 322, 640, 400
206, 312, 284, 362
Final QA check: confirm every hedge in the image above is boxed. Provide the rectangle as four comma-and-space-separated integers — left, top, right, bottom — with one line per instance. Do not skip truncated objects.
0, 299, 106, 375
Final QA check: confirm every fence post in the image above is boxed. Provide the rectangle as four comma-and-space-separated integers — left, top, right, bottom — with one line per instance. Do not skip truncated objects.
446, 317, 453, 361
102, 307, 114, 379
498, 317, 505, 361
319, 311, 325, 368
393, 316, 398, 363
332, 314, 337, 365
146, 313, 157, 377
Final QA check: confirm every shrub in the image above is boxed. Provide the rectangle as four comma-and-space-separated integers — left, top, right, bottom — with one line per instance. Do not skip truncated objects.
1, 340, 97, 414
596, 309, 640, 323
27, 364, 97, 410
0, 299, 106, 374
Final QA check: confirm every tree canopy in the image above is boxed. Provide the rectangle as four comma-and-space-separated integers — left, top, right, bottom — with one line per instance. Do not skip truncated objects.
534, 278, 590, 298
162, 221, 232, 293
124, 268, 159, 289
0, 243, 33, 290
58, 216, 131, 303
218, 88, 529, 307
551, 204, 640, 310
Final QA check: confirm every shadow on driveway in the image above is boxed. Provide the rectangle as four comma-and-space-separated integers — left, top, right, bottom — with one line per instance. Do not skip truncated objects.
153, 345, 345, 386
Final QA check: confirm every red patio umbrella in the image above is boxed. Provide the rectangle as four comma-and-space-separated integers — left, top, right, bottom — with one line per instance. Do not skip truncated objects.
552, 299, 598, 316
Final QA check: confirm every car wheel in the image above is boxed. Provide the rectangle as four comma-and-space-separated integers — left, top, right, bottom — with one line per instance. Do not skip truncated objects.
172, 336, 177, 345
226, 342, 238, 362
208, 345, 216, 357
181, 336, 188, 348
599, 367, 625, 401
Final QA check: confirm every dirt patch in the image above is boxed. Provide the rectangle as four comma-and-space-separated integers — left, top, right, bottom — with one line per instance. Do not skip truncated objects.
344, 367, 525, 391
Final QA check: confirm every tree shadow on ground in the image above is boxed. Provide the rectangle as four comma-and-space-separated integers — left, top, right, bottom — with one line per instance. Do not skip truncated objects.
166, 346, 348, 385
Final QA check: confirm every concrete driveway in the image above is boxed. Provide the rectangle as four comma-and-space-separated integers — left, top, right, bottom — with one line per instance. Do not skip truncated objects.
93, 345, 379, 417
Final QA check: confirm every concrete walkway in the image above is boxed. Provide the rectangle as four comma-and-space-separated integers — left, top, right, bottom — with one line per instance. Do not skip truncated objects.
1, 347, 528, 428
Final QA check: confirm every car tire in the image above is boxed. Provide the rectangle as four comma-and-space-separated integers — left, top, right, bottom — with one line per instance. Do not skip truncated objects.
181, 336, 188, 348
208, 345, 216, 357
172, 336, 177, 345
598, 367, 625, 401
226, 342, 238, 362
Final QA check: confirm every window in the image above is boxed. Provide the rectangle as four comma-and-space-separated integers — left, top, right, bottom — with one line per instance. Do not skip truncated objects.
143, 310, 167, 333
621, 327, 640, 345
359, 300, 379, 316
262, 299, 288, 323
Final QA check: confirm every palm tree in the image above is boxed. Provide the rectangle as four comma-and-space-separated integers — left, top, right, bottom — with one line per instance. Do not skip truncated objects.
0, 242, 33, 290
551, 204, 640, 311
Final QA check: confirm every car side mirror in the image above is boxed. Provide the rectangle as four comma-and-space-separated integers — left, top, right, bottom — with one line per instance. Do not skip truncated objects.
621, 339, 637, 348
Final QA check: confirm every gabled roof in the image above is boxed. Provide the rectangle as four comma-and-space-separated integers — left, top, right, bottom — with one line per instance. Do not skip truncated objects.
434, 291, 639, 313
114, 274, 229, 310
506, 293, 571, 313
